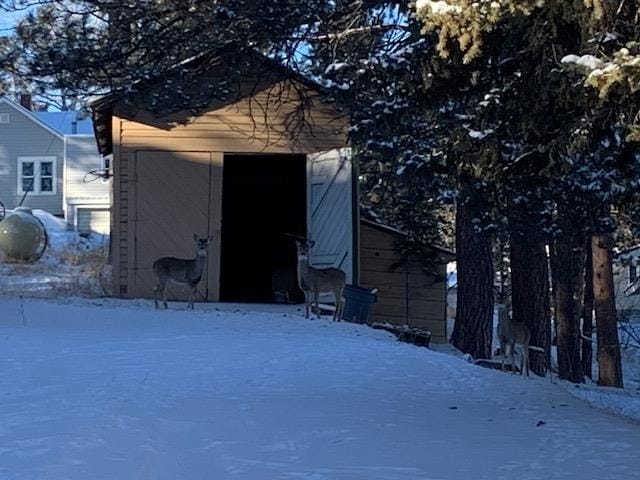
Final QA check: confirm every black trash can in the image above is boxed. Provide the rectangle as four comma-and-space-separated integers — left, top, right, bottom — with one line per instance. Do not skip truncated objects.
341, 284, 377, 324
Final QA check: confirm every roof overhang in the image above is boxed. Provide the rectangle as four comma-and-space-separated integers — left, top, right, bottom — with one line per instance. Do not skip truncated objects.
87, 50, 341, 157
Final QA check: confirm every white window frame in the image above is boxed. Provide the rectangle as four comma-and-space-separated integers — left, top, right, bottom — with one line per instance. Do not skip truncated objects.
102, 154, 112, 171
17, 156, 57, 196
101, 154, 113, 184
0, 113, 9, 124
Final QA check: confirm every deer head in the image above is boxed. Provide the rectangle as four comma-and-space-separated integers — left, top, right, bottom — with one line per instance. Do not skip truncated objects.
294, 238, 315, 258
193, 234, 213, 257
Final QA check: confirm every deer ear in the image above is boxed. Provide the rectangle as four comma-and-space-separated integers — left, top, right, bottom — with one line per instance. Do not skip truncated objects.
193, 233, 199, 242
308, 240, 316, 248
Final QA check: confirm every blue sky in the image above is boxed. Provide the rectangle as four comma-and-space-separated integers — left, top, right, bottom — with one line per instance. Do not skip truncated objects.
0, 10, 26, 33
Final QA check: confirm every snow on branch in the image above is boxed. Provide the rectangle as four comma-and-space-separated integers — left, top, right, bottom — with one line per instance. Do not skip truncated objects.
415, 0, 463, 15
561, 54, 608, 71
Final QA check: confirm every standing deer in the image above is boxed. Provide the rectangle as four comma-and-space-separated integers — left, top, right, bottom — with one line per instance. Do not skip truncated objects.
497, 303, 531, 376
153, 234, 212, 310
295, 238, 346, 321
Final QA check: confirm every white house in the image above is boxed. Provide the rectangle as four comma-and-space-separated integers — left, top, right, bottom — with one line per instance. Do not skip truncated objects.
0, 96, 110, 235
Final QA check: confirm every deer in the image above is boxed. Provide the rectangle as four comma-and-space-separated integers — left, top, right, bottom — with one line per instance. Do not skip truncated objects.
497, 303, 531, 376
294, 238, 346, 321
153, 234, 213, 310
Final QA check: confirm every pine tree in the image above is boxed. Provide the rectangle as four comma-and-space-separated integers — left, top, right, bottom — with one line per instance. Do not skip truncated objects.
412, 0, 637, 382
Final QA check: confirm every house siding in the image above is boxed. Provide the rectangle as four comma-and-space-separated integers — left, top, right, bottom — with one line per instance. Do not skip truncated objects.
64, 135, 110, 201
64, 135, 110, 229
0, 102, 64, 214
110, 79, 349, 299
77, 207, 110, 235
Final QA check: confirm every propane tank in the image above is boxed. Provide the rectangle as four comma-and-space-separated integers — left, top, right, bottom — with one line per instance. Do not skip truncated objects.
0, 207, 48, 262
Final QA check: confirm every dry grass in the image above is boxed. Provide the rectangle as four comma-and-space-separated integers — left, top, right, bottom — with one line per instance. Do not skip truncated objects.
0, 240, 112, 299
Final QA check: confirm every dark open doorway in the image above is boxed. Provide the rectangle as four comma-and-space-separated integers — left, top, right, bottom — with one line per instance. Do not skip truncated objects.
220, 154, 306, 303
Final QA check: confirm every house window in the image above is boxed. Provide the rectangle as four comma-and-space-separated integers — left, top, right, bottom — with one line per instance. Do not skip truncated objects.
0, 113, 9, 124
18, 157, 56, 195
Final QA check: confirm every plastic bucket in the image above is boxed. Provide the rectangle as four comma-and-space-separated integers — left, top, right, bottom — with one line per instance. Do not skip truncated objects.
341, 284, 377, 324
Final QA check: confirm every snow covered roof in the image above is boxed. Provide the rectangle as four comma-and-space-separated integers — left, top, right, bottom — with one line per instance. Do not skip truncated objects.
89, 51, 328, 112
33, 111, 94, 135
0, 96, 93, 136
618, 245, 640, 256
89, 50, 339, 156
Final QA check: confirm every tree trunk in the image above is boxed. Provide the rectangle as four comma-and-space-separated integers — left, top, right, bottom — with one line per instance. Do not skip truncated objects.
592, 233, 624, 388
450, 193, 494, 360
509, 221, 551, 376
582, 237, 594, 379
550, 211, 585, 383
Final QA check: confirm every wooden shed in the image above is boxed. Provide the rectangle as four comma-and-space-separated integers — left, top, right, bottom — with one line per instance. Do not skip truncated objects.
360, 219, 454, 343
90, 53, 357, 303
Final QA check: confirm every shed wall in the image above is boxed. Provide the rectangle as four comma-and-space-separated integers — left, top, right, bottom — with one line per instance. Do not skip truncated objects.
111, 79, 348, 300
360, 224, 447, 343
130, 151, 221, 301
118, 81, 347, 154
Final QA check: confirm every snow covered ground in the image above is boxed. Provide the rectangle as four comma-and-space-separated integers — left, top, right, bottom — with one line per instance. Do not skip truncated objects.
1, 297, 639, 480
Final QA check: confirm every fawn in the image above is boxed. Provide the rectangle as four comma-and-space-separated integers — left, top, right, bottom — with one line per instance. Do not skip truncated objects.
295, 238, 346, 321
153, 234, 212, 310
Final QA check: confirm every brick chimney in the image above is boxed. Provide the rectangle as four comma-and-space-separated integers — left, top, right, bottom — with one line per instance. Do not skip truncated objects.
19, 93, 32, 110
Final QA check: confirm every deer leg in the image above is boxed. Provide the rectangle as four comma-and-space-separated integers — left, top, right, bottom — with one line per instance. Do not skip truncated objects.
154, 283, 160, 309
333, 289, 342, 322
304, 291, 310, 319
155, 278, 168, 309
523, 346, 529, 377
500, 339, 506, 371
510, 341, 516, 374
189, 284, 197, 310
314, 290, 320, 319
162, 283, 169, 309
